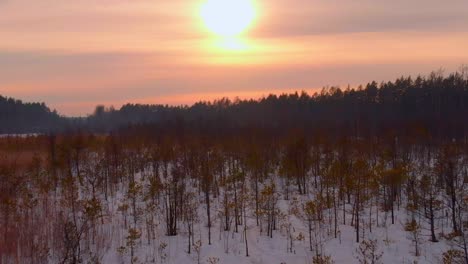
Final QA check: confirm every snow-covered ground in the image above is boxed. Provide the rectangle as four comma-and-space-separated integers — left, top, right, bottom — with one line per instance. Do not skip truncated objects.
2, 150, 463, 264
0, 133, 40, 138
95, 181, 452, 264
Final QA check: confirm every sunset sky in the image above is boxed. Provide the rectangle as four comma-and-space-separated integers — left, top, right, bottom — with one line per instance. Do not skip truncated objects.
1, 0, 468, 116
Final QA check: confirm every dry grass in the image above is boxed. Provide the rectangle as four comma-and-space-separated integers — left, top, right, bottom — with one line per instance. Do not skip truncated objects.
0, 136, 48, 169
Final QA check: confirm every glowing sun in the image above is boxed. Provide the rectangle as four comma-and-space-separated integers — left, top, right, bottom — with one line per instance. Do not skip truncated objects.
200, 0, 256, 37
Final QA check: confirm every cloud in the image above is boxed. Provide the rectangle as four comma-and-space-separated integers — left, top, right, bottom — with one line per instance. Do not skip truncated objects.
253, 0, 468, 37
1, 0, 468, 115
2, 47, 465, 116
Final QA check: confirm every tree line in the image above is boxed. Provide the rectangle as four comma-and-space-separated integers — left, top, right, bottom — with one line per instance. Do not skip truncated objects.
1, 70, 468, 140
87, 71, 468, 141
0, 95, 64, 134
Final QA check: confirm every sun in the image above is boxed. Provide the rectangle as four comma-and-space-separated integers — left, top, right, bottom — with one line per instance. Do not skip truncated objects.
200, 0, 256, 37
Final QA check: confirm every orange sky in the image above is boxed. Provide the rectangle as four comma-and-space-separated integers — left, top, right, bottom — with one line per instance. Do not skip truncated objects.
1, 0, 468, 116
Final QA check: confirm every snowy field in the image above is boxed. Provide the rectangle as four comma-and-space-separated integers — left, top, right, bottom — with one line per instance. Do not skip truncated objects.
91, 175, 455, 264
99, 196, 451, 264
1, 139, 465, 264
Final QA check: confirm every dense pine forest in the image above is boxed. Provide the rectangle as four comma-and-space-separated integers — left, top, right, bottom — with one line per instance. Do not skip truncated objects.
0, 95, 64, 134
88, 72, 468, 140
2, 71, 468, 139
1, 71, 468, 263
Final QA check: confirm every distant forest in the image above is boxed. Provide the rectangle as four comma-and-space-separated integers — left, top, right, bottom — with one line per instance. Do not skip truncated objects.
0, 96, 65, 133
1, 71, 467, 140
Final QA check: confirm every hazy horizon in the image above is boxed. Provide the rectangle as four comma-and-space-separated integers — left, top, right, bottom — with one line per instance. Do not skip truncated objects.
1, 0, 468, 116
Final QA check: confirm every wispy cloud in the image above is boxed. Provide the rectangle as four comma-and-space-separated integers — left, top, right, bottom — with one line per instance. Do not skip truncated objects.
1, 0, 468, 115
